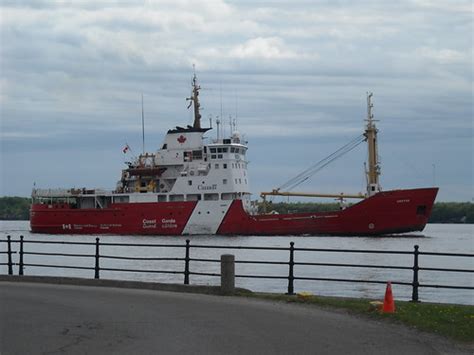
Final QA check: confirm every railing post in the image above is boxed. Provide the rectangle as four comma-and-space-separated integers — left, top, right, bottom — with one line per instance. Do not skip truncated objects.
94, 238, 100, 279
184, 239, 190, 285
7, 235, 13, 275
221, 254, 235, 295
287, 242, 295, 295
19, 235, 24, 276
411, 244, 419, 302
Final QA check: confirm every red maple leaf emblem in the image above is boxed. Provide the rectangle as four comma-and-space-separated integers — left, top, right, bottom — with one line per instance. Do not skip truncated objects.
177, 135, 187, 144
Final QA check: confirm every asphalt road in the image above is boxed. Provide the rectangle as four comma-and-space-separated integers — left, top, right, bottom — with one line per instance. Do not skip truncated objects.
0, 282, 469, 354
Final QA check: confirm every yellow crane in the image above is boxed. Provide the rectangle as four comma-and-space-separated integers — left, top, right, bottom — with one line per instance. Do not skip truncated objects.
259, 93, 379, 214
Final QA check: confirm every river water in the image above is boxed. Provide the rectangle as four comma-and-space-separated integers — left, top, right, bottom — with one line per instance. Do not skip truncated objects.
1, 221, 472, 305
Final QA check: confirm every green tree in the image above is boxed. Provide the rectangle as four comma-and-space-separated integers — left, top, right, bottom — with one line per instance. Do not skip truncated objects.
0, 197, 30, 220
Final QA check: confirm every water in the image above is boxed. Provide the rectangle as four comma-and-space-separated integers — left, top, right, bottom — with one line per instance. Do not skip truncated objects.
1, 221, 473, 305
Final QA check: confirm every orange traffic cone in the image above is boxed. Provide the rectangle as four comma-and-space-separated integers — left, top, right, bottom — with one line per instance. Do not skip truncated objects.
382, 281, 396, 313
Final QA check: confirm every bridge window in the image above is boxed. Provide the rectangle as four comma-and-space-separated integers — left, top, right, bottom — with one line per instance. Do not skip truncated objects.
222, 193, 237, 200
210, 148, 217, 153
186, 194, 201, 201
204, 193, 219, 201
223, 179, 227, 185
192, 150, 203, 160
169, 195, 184, 202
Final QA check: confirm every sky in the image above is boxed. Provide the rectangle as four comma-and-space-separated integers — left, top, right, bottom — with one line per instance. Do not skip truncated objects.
0, 0, 472, 202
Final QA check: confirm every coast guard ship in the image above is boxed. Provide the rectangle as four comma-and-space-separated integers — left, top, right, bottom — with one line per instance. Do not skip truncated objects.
30, 74, 438, 235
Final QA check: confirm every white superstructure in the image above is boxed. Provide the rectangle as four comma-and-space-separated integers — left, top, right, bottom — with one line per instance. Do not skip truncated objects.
112, 74, 247, 209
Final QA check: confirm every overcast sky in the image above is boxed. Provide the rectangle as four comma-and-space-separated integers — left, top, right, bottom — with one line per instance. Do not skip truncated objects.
0, 0, 472, 202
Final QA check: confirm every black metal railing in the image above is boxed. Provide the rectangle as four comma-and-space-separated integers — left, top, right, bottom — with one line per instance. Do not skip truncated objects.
1, 235, 473, 302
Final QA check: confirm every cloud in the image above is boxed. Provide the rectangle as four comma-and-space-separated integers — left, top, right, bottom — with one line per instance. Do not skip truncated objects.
0, 0, 472, 200
229, 37, 299, 59
415, 47, 468, 64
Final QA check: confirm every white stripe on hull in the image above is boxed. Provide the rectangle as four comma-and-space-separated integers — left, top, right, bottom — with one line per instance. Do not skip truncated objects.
182, 200, 233, 235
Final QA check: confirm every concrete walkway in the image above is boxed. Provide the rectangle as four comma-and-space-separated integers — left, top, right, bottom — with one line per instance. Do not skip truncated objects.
0, 282, 469, 354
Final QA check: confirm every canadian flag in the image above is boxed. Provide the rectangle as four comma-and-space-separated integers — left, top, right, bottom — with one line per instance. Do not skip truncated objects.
122, 144, 130, 154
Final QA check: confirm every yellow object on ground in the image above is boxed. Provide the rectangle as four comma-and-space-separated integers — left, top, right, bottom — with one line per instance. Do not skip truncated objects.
297, 292, 313, 300
369, 301, 383, 312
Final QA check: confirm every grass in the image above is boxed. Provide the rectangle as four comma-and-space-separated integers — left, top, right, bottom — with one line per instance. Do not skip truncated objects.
238, 292, 474, 343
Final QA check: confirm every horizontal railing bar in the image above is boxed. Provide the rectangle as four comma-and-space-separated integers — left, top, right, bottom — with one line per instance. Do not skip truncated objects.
21, 263, 94, 271
0, 251, 17, 254
189, 272, 293, 280
99, 242, 185, 248
236, 274, 289, 280
189, 258, 220, 263
100, 267, 183, 275
235, 260, 289, 265
23, 252, 94, 258
295, 261, 412, 270
419, 251, 474, 257
419, 284, 474, 290
189, 258, 289, 265
419, 267, 474, 273
294, 247, 413, 255
100, 255, 184, 261
8, 240, 96, 246
2, 238, 474, 257
294, 276, 412, 286
188, 271, 221, 277
5, 240, 186, 248
188, 245, 289, 251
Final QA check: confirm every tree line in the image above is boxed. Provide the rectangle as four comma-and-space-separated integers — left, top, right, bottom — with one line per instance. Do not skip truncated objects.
0, 197, 472, 223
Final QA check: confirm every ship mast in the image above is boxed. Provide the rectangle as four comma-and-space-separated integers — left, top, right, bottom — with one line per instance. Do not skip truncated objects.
186, 71, 202, 129
365, 92, 380, 196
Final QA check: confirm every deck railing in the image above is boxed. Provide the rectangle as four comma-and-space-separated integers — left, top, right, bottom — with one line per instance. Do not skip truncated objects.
1, 235, 473, 302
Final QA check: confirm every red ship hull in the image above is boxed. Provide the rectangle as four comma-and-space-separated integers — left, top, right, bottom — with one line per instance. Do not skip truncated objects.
30, 188, 438, 236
